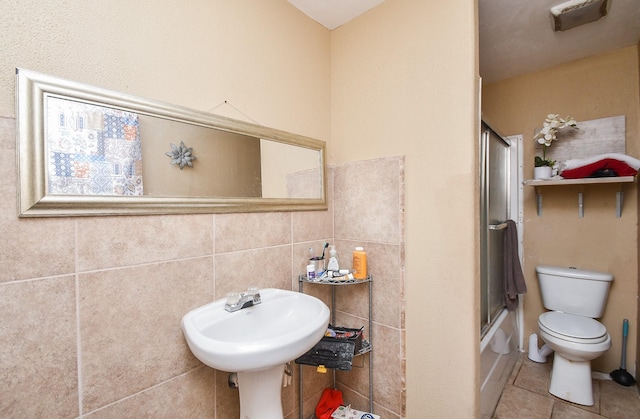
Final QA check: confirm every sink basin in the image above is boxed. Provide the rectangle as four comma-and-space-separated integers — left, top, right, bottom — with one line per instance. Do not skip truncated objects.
182, 288, 330, 372
182, 288, 330, 418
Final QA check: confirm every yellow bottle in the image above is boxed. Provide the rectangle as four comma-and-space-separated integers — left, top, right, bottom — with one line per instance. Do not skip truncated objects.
352, 247, 367, 280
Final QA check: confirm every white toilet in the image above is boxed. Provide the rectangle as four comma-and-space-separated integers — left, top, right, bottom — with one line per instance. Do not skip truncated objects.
536, 265, 614, 406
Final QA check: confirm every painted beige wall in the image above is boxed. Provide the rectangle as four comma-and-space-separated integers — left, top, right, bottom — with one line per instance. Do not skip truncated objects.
331, 0, 480, 417
482, 46, 640, 374
0, 0, 331, 140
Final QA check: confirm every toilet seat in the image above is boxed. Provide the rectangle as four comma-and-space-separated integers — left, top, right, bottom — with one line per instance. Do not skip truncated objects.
538, 312, 607, 344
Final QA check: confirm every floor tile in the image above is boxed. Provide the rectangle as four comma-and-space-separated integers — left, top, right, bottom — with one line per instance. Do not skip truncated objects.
494, 385, 554, 419
493, 354, 640, 419
514, 359, 551, 396
599, 379, 640, 419
550, 401, 605, 418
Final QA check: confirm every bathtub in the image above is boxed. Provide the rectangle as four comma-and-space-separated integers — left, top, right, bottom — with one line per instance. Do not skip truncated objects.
480, 308, 520, 419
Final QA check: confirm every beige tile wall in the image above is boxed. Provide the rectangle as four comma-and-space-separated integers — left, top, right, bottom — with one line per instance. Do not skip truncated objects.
333, 157, 406, 419
0, 115, 405, 418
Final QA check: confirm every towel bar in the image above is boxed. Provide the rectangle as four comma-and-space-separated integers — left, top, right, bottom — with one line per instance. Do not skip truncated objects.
488, 222, 508, 230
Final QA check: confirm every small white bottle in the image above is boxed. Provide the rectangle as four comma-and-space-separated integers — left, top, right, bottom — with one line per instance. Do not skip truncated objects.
327, 245, 339, 271
306, 262, 316, 280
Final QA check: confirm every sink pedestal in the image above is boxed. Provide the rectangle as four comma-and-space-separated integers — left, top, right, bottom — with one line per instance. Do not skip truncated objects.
237, 364, 285, 419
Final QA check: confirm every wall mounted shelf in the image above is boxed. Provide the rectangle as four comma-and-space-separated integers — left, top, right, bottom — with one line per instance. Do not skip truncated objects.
523, 176, 636, 218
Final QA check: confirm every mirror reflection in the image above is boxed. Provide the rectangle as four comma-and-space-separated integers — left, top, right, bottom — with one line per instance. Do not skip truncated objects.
17, 69, 326, 216
140, 114, 264, 199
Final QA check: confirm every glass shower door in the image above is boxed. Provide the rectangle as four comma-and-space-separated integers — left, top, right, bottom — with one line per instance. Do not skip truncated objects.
480, 122, 510, 337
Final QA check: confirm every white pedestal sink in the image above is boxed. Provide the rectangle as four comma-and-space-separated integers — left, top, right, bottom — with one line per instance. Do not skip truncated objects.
182, 288, 330, 419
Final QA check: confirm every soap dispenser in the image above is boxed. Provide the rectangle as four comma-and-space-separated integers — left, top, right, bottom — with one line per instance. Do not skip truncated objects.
327, 245, 339, 271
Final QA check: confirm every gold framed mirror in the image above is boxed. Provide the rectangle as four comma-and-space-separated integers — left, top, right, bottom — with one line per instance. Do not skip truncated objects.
16, 69, 326, 217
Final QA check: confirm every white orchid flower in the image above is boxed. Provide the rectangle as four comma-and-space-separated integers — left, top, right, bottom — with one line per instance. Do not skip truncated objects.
533, 113, 578, 166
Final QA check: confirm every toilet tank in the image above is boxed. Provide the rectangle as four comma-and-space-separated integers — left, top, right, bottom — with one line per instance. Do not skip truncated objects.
536, 265, 613, 318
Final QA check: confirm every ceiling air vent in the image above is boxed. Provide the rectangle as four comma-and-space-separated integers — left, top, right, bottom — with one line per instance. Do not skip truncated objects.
550, 0, 611, 32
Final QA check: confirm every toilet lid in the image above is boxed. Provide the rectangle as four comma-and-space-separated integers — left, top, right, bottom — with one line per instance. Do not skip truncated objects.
539, 312, 607, 341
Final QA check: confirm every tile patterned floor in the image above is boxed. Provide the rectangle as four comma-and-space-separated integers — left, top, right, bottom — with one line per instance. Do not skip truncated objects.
493, 355, 640, 418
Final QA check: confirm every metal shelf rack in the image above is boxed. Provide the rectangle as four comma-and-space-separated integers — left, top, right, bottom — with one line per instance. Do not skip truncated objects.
297, 274, 373, 419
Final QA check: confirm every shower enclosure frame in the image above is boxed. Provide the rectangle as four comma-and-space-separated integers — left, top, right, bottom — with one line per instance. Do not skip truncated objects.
479, 121, 524, 418
480, 122, 515, 338
480, 123, 524, 339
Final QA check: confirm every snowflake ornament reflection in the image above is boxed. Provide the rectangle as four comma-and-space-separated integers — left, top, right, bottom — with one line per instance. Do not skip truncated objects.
165, 141, 197, 169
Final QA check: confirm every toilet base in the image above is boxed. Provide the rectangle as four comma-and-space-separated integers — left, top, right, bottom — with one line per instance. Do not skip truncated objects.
549, 354, 594, 406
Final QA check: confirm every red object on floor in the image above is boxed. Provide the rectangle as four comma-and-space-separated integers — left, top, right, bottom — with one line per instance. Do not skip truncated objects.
316, 388, 344, 419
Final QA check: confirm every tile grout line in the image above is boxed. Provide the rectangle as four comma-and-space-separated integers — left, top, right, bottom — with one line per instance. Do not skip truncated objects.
74, 218, 84, 417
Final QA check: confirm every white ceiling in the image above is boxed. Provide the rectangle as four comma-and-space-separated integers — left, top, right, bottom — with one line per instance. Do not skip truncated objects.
288, 0, 640, 83
287, 0, 386, 30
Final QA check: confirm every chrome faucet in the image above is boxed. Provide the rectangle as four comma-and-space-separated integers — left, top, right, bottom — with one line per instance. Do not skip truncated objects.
225, 287, 261, 312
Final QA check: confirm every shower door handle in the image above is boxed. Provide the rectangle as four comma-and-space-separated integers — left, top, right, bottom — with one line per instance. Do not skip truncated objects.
488, 222, 508, 231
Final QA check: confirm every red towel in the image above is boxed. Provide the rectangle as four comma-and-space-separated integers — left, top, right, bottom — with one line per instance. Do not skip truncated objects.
316, 388, 344, 419
561, 158, 638, 179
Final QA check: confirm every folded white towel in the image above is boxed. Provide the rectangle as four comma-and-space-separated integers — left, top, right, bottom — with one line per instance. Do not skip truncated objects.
561, 153, 640, 171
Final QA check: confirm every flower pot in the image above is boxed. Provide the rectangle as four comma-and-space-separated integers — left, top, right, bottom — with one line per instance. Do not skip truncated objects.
534, 166, 552, 180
